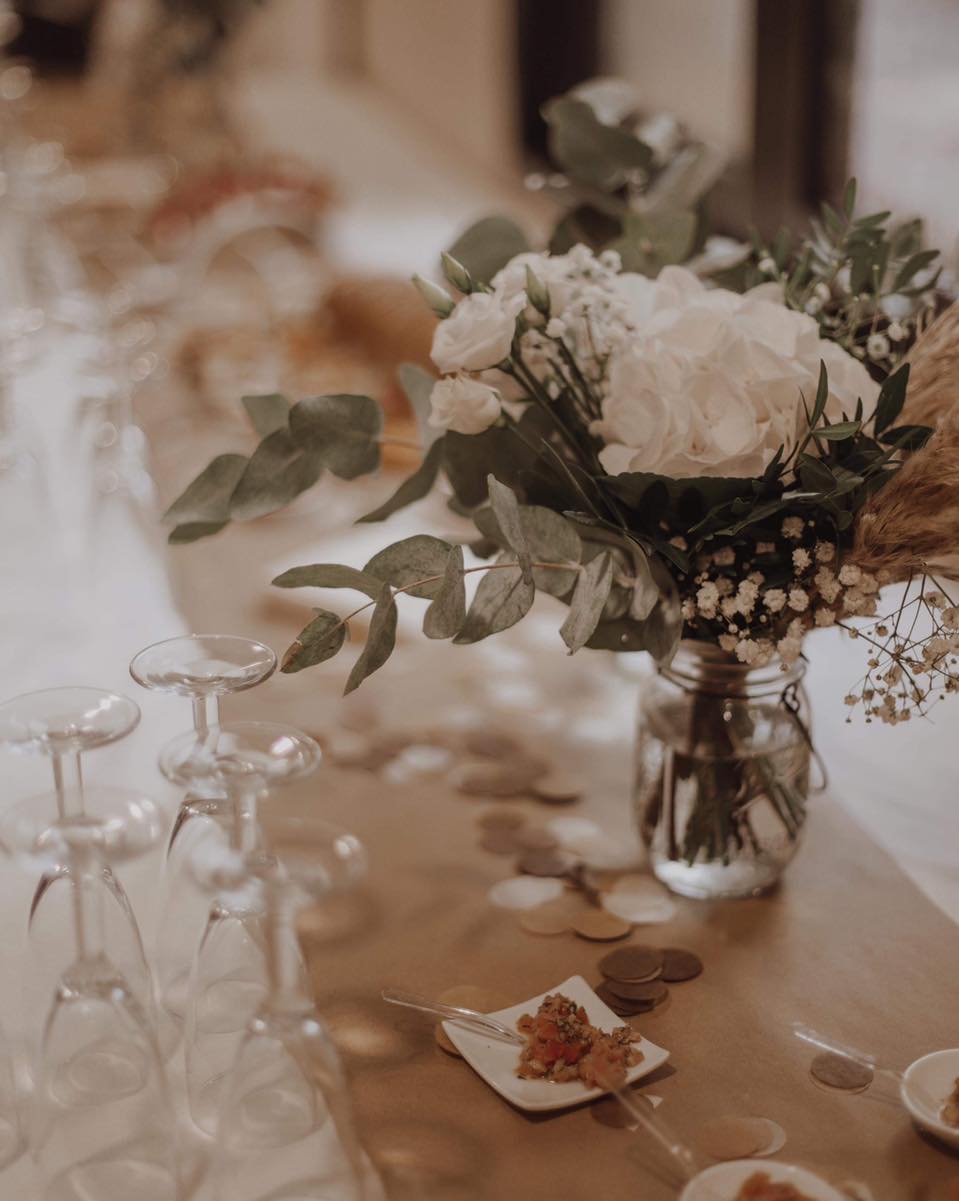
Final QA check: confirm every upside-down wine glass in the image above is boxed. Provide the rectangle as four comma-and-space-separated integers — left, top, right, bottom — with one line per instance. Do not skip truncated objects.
159, 720, 319, 1134
205, 813, 371, 1201
0, 688, 156, 1058
129, 634, 276, 1025
0, 785, 178, 1200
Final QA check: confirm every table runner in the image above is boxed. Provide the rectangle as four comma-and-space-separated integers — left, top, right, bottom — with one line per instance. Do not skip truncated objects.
275, 767, 959, 1201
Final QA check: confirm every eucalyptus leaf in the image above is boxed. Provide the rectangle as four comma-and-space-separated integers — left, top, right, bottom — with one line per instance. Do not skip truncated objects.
612, 210, 697, 275
272, 563, 383, 599
446, 216, 530, 285
487, 475, 531, 581
423, 545, 466, 639
280, 610, 346, 674
345, 587, 397, 694
164, 452, 248, 527
242, 393, 290, 437
543, 96, 652, 191
549, 204, 622, 255
453, 557, 535, 644
229, 429, 322, 522
628, 545, 658, 621
560, 553, 611, 654
474, 502, 581, 596
357, 439, 443, 523
365, 535, 452, 599
289, 394, 382, 479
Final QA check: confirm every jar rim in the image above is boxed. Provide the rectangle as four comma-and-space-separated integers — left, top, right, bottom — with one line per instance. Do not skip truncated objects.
660, 639, 805, 697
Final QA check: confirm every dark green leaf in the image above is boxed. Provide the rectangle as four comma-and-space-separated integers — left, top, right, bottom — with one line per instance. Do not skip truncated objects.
164, 452, 248, 527
453, 557, 535, 644
873, 363, 910, 437
446, 216, 530, 285
229, 429, 322, 521
878, 423, 934, 452
281, 610, 346, 673
365, 534, 452, 599
543, 96, 652, 191
585, 617, 652, 652
357, 439, 443, 523
560, 553, 612, 654
815, 421, 862, 441
345, 587, 398, 694
627, 545, 659, 621
809, 361, 830, 428
443, 426, 539, 507
289, 394, 383, 479
242, 393, 290, 437
423, 545, 466, 639
272, 563, 383, 599
893, 249, 939, 291
798, 454, 838, 494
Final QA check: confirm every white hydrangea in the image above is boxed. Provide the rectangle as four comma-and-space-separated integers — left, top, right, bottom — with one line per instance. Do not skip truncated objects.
593, 266, 879, 478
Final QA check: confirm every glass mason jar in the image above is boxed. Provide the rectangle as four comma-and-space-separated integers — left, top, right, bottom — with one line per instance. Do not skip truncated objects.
634, 641, 813, 899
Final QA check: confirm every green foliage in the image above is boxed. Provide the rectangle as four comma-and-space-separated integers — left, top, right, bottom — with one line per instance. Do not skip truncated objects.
423, 546, 467, 639
542, 97, 653, 192
445, 217, 531, 285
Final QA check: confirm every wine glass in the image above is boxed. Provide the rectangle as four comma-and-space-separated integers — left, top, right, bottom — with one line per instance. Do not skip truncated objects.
129, 634, 276, 1024
0, 786, 179, 1200
158, 720, 320, 1134
205, 813, 372, 1201
0, 688, 157, 1056
0, 1018, 24, 1171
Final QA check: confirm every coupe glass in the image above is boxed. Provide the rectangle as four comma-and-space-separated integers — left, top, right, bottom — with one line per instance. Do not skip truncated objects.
1, 786, 178, 1200
158, 721, 320, 1134
206, 814, 371, 1201
0, 688, 156, 1053
129, 634, 276, 1023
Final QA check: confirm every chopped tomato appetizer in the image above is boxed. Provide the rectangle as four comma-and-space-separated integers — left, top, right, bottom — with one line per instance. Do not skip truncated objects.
515, 993, 642, 1087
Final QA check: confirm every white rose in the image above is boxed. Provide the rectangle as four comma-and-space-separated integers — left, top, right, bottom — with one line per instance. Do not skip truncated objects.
431, 291, 526, 374
596, 269, 880, 478
428, 375, 502, 435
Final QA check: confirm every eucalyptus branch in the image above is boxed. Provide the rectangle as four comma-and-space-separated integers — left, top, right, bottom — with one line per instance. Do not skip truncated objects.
300, 558, 582, 645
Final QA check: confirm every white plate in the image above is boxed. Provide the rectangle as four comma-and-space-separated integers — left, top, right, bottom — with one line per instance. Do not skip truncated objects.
900, 1048, 959, 1149
680, 1160, 846, 1201
443, 974, 669, 1112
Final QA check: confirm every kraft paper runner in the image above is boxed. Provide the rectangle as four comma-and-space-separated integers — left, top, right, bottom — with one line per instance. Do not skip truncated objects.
270, 768, 959, 1201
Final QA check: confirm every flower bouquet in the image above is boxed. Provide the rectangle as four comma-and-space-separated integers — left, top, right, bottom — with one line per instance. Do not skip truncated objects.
165, 85, 959, 897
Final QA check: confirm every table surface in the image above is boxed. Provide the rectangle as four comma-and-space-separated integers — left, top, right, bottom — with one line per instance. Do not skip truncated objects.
155, 470, 959, 1201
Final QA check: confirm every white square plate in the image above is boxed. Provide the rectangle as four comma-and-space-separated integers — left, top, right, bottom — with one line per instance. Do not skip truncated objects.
443, 974, 669, 1112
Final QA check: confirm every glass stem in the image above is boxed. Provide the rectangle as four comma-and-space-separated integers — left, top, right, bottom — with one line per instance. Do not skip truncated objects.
192, 693, 218, 741
51, 749, 84, 819
229, 784, 261, 855
265, 881, 308, 1013
70, 848, 105, 965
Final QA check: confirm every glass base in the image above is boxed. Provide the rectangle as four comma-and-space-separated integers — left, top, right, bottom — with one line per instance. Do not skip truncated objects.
650, 853, 784, 900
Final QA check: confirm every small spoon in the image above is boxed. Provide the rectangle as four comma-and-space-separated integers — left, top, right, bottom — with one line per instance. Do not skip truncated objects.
599, 1069, 845, 1201
792, 1022, 939, 1109
382, 988, 524, 1045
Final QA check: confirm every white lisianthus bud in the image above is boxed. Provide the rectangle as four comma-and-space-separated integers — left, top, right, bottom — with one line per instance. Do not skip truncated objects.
431, 291, 526, 374
525, 265, 551, 316
428, 375, 503, 435
412, 274, 454, 318
441, 252, 473, 294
